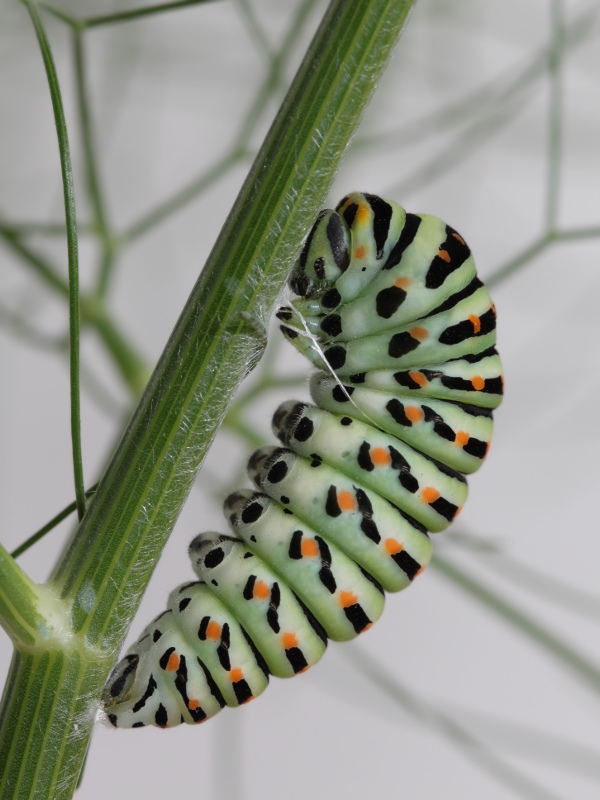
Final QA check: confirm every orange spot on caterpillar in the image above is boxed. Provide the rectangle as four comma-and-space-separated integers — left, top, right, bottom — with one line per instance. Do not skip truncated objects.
337, 490, 356, 512
301, 538, 319, 557
188, 699, 200, 710
409, 326, 428, 340
165, 652, 180, 671
282, 632, 298, 649
486, 441, 491, 456
206, 620, 221, 640
354, 245, 366, 259
371, 447, 391, 466
421, 487, 440, 504
254, 580, 270, 600
414, 565, 425, 578
339, 591, 358, 608
356, 204, 370, 222
452, 232, 466, 245
384, 538, 403, 555
455, 430, 469, 447
438, 249, 451, 263
394, 277, 411, 289
454, 506, 463, 518
229, 668, 244, 683
409, 371, 428, 387
471, 375, 485, 390
469, 314, 481, 333
405, 406, 423, 423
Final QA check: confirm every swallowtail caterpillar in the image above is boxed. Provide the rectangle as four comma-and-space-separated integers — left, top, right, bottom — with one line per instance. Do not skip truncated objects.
103, 192, 502, 728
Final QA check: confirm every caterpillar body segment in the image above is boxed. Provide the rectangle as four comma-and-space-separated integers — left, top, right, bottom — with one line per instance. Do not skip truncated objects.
352, 348, 503, 410
280, 280, 496, 377
189, 533, 328, 679
310, 376, 493, 475
247, 444, 431, 592
225, 489, 386, 641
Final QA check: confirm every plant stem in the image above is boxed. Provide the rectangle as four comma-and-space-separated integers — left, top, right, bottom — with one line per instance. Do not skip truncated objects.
39, 0, 217, 29
11, 485, 98, 560
121, 0, 320, 243
72, 30, 117, 298
433, 553, 600, 693
24, 0, 86, 521
0, 223, 69, 297
488, 233, 552, 289
347, 646, 562, 800
0, 544, 64, 649
545, 0, 564, 231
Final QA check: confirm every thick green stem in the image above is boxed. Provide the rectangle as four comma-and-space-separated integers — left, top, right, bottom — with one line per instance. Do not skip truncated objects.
0, 651, 107, 800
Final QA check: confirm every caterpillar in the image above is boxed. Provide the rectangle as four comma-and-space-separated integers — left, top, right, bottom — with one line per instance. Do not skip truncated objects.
103, 192, 503, 728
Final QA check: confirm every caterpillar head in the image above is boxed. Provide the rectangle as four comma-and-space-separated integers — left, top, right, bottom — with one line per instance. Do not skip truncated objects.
289, 209, 350, 298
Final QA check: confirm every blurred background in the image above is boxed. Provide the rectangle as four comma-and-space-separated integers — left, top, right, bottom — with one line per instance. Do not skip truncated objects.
1, 0, 600, 797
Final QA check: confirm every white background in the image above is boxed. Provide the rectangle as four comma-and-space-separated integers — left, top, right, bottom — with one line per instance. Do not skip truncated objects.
1, 1, 600, 798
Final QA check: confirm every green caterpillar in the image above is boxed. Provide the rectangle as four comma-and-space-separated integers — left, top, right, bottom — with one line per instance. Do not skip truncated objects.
103, 192, 503, 728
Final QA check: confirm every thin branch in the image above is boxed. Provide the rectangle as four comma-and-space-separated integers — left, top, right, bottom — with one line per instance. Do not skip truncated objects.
356, 2, 600, 155
24, 0, 86, 520
347, 646, 562, 800
489, 224, 600, 288
0, 221, 95, 237
121, 0, 320, 244
487, 233, 551, 289
11, 485, 99, 559
556, 225, 600, 242
433, 553, 600, 694
120, 150, 242, 244
0, 303, 67, 351
0, 223, 69, 297
444, 530, 600, 622
72, 30, 117, 298
546, 0, 564, 230
39, 0, 218, 30
234, 0, 275, 62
